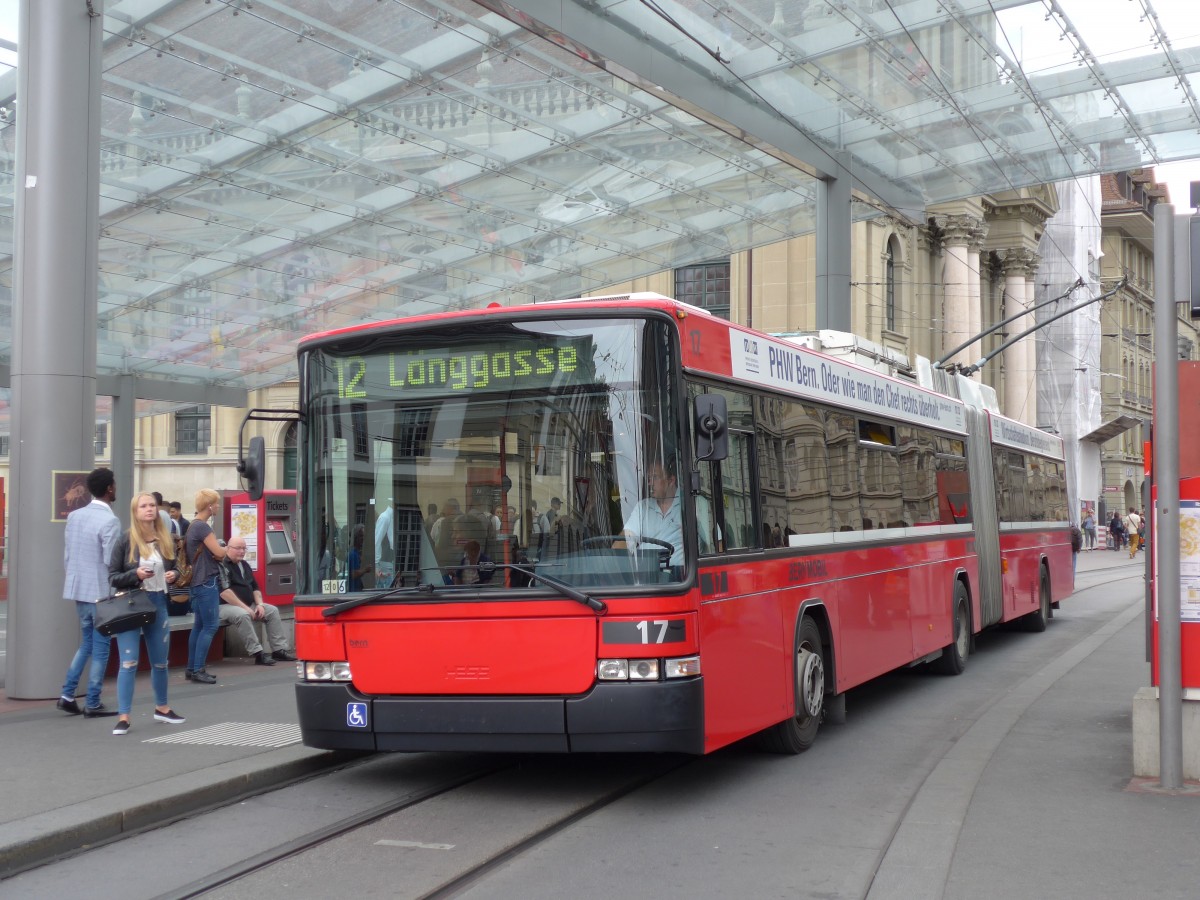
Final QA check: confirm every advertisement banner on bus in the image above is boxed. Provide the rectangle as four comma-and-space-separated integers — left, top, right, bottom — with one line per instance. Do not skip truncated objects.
727, 332, 965, 433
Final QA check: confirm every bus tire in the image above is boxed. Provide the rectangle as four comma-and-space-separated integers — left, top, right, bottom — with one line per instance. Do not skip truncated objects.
758, 615, 825, 754
1023, 568, 1051, 632
933, 581, 970, 676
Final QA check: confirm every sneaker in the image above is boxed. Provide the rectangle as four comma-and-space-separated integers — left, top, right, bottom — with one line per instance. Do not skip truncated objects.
190, 669, 217, 684
154, 708, 186, 724
112, 719, 130, 736
56, 697, 82, 715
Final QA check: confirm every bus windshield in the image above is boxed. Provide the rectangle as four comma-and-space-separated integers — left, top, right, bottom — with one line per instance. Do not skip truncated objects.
301, 315, 687, 594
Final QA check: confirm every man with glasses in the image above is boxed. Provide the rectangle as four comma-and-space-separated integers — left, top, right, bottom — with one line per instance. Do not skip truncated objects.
217, 537, 297, 666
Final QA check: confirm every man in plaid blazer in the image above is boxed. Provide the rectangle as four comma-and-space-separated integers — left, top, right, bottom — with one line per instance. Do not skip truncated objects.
57, 468, 122, 717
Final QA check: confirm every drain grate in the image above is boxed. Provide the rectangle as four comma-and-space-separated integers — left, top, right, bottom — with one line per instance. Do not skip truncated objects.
143, 722, 302, 748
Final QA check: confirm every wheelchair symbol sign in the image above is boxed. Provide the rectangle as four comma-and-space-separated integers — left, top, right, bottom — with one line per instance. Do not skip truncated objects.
346, 702, 368, 728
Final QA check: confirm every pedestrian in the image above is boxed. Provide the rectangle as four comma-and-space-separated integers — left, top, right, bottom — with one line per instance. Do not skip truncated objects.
107, 492, 186, 735
56, 467, 122, 718
168, 501, 190, 537
153, 491, 176, 536
1126, 508, 1142, 558
1081, 510, 1096, 550
218, 536, 298, 665
538, 497, 562, 556
184, 488, 228, 684
1109, 511, 1124, 551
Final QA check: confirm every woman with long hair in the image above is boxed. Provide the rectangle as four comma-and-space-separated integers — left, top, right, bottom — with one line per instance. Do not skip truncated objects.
184, 488, 228, 684
108, 492, 186, 735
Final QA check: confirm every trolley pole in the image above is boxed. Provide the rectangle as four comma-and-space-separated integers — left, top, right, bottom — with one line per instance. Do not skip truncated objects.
1153, 202, 1183, 790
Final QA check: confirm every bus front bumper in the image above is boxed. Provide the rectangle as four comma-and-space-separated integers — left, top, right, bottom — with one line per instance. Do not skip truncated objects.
294, 678, 705, 754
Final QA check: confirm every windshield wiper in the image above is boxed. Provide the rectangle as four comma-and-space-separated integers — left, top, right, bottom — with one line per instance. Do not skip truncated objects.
481, 562, 607, 614
322, 582, 440, 619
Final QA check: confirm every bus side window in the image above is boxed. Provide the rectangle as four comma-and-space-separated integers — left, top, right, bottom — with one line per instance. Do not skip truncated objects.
697, 462, 720, 555
718, 431, 756, 551
698, 441, 755, 554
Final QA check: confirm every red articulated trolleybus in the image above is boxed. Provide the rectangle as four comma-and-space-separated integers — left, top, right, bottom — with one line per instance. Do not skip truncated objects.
238, 293, 1072, 754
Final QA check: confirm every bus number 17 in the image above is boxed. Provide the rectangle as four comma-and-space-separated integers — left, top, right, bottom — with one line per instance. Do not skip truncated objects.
636, 620, 670, 644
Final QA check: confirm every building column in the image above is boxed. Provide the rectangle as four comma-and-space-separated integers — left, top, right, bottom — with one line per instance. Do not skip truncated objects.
998, 249, 1040, 425
968, 221, 989, 365
1023, 265, 1040, 428
6, 2, 105, 696
935, 215, 977, 371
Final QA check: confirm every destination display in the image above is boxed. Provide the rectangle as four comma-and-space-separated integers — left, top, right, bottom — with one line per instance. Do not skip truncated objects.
321, 339, 593, 400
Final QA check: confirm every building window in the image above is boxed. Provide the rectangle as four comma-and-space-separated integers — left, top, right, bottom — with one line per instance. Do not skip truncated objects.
885, 238, 897, 331
283, 421, 298, 491
0, 435, 7, 456
675, 259, 731, 318
94, 423, 108, 457
175, 405, 211, 455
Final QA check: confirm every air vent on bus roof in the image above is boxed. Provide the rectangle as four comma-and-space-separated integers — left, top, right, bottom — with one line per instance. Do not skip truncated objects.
532, 292, 712, 314
774, 330, 915, 380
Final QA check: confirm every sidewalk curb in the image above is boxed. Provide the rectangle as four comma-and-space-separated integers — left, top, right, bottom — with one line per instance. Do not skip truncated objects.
0, 745, 350, 877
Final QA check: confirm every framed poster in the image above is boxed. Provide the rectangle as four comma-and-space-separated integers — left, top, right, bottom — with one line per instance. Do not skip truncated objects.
229, 502, 260, 570
52, 471, 93, 522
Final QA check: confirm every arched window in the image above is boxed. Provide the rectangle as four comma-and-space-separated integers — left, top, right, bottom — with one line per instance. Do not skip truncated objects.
885, 238, 897, 332
283, 421, 298, 491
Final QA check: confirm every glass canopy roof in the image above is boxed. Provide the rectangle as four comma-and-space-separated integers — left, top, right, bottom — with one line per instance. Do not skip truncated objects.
0, 0, 1198, 394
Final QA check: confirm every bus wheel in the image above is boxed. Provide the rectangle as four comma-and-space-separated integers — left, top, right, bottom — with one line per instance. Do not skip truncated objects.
758, 616, 825, 754
934, 582, 970, 676
1023, 569, 1051, 633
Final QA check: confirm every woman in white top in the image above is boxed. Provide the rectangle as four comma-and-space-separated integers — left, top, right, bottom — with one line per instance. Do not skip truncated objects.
106, 493, 186, 735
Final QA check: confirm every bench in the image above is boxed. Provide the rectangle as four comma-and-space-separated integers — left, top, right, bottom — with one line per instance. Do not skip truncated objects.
103, 611, 225, 676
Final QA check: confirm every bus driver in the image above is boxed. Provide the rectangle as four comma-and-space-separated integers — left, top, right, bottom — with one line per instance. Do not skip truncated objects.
620, 460, 714, 567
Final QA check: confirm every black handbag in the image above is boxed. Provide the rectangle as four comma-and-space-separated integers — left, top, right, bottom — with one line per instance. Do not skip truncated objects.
95, 589, 156, 636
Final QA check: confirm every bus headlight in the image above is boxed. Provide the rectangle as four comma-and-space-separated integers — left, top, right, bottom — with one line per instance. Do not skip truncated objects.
598, 658, 663, 681
629, 659, 660, 681
303, 661, 353, 682
597, 659, 628, 681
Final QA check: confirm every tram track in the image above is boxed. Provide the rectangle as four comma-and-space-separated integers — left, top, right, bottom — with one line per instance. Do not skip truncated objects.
156, 753, 691, 900
156, 757, 512, 900
418, 756, 692, 900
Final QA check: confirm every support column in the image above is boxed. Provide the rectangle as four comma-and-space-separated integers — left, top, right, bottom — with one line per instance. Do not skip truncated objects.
999, 249, 1039, 424
5, 1, 105, 697
935, 216, 976, 371
1024, 267, 1040, 428
968, 222, 989, 362
111, 376, 136, 531
816, 173, 852, 332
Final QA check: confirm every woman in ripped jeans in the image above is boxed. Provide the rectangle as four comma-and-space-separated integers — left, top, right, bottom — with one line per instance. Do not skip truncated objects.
107, 492, 186, 735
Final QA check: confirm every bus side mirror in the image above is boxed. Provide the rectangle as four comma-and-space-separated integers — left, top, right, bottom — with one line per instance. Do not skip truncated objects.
694, 394, 728, 462
238, 436, 266, 501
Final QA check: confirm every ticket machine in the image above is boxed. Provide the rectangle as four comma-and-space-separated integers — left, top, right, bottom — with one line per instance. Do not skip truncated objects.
222, 489, 299, 607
